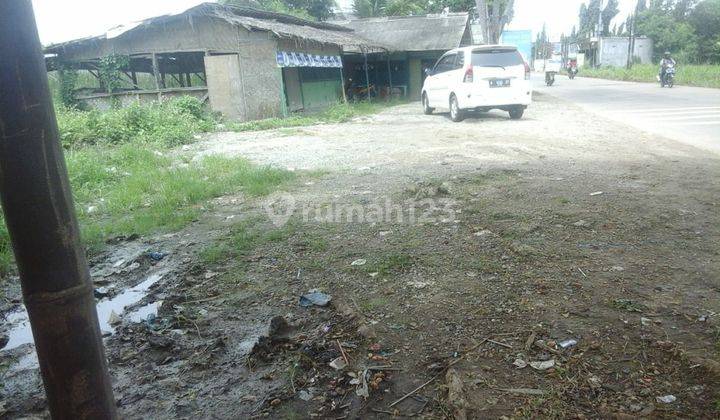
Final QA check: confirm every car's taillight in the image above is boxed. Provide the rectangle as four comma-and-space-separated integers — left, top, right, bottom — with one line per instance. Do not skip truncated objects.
463, 66, 473, 83
524, 61, 531, 80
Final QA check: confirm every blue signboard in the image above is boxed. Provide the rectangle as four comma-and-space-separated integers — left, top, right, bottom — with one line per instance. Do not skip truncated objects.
276, 51, 343, 68
501, 30, 533, 63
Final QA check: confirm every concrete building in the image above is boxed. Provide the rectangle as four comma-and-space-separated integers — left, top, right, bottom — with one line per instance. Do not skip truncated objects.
45, 3, 384, 120
575, 36, 654, 67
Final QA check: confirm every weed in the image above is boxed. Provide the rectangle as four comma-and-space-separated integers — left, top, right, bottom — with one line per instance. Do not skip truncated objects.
227, 100, 405, 133
581, 64, 720, 89
611, 298, 646, 313
365, 253, 415, 276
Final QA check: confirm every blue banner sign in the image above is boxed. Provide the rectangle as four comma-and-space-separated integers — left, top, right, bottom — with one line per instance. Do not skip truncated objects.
276, 51, 343, 68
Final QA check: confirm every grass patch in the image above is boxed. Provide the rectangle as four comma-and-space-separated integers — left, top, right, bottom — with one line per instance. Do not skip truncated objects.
0, 97, 293, 277
199, 218, 296, 266
227, 100, 404, 133
363, 253, 416, 276
580, 64, 720, 88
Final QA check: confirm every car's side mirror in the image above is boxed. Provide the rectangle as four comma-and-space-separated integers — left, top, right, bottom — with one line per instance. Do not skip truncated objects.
425, 68, 434, 76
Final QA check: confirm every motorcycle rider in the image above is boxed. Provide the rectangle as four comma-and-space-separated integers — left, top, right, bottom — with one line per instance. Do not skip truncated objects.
659, 51, 676, 83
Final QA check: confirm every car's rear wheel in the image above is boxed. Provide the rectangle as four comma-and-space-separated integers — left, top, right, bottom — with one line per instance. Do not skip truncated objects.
422, 93, 434, 115
509, 106, 524, 120
449, 94, 464, 122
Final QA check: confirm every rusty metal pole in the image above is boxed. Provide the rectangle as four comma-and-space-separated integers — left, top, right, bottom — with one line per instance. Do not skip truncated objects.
0, 1, 117, 418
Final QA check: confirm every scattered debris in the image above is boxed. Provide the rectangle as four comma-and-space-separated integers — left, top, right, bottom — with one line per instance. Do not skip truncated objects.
641, 317, 652, 327
299, 290, 332, 307
298, 390, 313, 401
473, 230, 493, 237
656, 395, 677, 404
513, 359, 527, 369
406, 281, 432, 289
572, 220, 590, 228
108, 310, 121, 326
529, 360, 555, 371
147, 251, 167, 261
558, 339, 578, 349
445, 368, 468, 420
496, 388, 546, 396
329, 357, 348, 370
610, 266, 625, 272
589, 191, 604, 196
357, 324, 377, 339
351, 259, 367, 266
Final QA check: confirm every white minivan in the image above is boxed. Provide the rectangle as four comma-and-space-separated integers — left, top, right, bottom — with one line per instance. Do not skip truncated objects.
421, 45, 532, 122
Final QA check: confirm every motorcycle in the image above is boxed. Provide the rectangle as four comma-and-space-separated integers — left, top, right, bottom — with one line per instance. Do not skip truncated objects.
545, 71, 556, 86
660, 63, 675, 88
568, 65, 578, 79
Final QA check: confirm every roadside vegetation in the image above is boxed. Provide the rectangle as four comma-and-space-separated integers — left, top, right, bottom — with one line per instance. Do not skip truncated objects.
0, 96, 404, 277
227, 99, 404, 133
580, 63, 720, 88
0, 97, 293, 276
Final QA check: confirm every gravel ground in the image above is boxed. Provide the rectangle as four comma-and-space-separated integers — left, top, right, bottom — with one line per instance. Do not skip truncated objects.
2, 94, 719, 418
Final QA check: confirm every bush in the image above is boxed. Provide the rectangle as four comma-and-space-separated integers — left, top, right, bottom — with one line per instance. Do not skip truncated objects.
57, 96, 216, 148
581, 64, 720, 88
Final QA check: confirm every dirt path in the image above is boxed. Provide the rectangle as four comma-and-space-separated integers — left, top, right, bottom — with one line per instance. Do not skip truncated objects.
2, 95, 719, 418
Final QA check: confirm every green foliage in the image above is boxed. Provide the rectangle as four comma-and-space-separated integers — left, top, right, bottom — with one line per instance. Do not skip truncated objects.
637, 7, 700, 61
628, 0, 720, 63
98, 54, 130, 94
602, 0, 620, 35
56, 64, 80, 108
0, 97, 293, 277
689, 0, 720, 62
219, 0, 327, 20
57, 97, 215, 148
580, 63, 720, 87
228, 99, 404, 132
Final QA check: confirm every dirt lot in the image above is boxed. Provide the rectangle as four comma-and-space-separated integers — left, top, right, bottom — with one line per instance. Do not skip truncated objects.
2, 94, 720, 418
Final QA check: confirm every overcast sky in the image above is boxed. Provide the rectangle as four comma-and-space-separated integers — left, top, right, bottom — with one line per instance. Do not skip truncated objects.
32, 0, 638, 45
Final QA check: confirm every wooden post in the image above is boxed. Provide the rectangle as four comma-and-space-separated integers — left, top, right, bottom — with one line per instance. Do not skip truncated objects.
386, 52, 393, 100
0, 1, 117, 418
186, 73, 192, 87
151, 53, 161, 89
363, 50, 371, 101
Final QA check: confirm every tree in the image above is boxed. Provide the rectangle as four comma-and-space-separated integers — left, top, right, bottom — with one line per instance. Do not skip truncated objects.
636, 6, 699, 60
220, 0, 332, 20
578, 3, 590, 37
689, 0, 720, 62
474, 0, 515, 43
353, 0, 386, 17
602, 0, 620, 36
587, 0, 602, 36
384, 0, 427, 15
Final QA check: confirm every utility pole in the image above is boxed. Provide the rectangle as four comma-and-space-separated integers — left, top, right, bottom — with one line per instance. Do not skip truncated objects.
626, 13, 636, 69
0, 1, 117, 418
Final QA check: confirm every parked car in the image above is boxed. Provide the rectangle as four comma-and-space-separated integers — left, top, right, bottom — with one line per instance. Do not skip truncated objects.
422, 45, 532, 122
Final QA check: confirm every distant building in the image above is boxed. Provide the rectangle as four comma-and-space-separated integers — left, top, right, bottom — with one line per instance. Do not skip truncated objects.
45, 3, 385, 120
575, 36, 654, 67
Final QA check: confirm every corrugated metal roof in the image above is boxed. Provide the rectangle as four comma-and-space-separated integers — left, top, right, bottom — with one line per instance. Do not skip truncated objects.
335, 13, 470, 52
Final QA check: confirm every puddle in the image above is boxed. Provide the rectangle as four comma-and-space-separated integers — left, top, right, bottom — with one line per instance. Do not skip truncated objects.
2, 273, 163, 357
95, 273, 162, 334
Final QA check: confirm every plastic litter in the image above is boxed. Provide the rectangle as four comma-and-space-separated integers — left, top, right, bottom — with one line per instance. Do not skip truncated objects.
329, 357, 348, 370
147, 251, 167, 261
656, 395, 677, 404
299, 290, 332, 307
559, 339, 578, 349
351, 259, 367, 266
529, 360, 555, 370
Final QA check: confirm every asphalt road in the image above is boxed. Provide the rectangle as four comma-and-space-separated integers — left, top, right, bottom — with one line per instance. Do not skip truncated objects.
532, 73, 720, 154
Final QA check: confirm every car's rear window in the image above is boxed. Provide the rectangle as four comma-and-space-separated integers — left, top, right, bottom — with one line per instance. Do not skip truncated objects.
471, 49, 524, 67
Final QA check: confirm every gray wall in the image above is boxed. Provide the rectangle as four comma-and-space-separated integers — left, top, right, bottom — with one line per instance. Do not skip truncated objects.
599, 37, 654, 67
